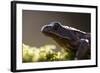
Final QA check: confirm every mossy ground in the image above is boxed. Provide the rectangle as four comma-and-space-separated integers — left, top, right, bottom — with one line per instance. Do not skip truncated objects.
22, 44, 74, 63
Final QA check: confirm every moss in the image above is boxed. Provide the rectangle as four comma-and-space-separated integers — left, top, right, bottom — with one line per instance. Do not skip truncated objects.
22, 43, 74, 63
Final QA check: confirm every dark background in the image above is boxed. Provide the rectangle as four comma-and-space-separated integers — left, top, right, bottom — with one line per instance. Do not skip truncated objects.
22, 10, 90, 47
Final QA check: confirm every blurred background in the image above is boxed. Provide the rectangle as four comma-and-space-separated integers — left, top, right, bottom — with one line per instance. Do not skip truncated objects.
22, 10, 90, 47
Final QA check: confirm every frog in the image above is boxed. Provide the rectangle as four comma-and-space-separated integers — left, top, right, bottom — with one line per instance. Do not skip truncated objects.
41, 21, 91, 60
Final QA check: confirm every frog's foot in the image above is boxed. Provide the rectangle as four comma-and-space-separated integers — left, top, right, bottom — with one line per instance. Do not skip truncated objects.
75, 39, 89, 60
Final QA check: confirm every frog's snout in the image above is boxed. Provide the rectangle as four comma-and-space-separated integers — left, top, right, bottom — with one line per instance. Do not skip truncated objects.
41, 22, 61, 32
41, 25, 52, 33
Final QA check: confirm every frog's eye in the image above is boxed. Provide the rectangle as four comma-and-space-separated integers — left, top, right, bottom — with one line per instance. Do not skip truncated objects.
53, 23, 60, 31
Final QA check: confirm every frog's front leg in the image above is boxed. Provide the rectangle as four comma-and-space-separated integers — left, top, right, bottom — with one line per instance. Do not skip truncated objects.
75, 39, 89, 60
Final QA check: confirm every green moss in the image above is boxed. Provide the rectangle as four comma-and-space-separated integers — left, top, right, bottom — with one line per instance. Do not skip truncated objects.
22, 44, 74, 63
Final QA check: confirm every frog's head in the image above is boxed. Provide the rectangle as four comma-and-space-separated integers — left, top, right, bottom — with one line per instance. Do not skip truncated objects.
41, 21, 77, 41
41, 21, 79, 53
41, 22, 62, 37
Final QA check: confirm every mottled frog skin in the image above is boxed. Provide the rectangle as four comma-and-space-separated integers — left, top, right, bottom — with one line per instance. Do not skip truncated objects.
41, 22, 90, 60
